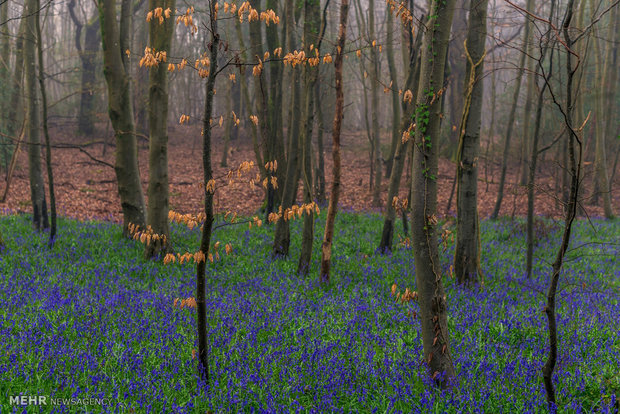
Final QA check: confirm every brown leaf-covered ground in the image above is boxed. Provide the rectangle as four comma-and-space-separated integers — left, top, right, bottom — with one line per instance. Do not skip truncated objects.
1, 124, 617, 223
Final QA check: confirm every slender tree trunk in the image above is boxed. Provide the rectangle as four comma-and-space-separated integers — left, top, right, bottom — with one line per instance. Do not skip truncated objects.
526, 1, 555, 279
445, 0, 467, 156
1, 0, 15, 177
221, 78, 233, 168
24, 0, 48, 231
0, 0, 10, 160
314, 82, 326, 205
273, 0, 302, 258
68, 0, 101, 137
98, 0, 147, 236
490, 0, 533, 219
35, 0, 56, 246
369, 0, 382, 206
145, 0, 175, 259
379, 24, 423, 253
542, 1, 581, 406
454, 0, 487, 286
320, 0, 348, 284
411, 0, 457, 387
234, 19, 266, 179
134, 1, 149, 137
6, 18, 26, 152
249, 0, 277, 219
519, 45, 535, 186
385, 3, 401, 178
195, 1, 219, 385
592, 3, 617, 218
484, 55, 496, 193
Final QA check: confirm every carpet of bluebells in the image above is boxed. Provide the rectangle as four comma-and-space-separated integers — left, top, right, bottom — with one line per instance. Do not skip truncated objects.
0, 210, 618, 413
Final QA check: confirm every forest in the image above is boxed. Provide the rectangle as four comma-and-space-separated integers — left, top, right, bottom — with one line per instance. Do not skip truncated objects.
0, 0, 618, 412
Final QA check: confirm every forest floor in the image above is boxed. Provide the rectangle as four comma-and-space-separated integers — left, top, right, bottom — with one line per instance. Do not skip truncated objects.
1, 123, 618, 222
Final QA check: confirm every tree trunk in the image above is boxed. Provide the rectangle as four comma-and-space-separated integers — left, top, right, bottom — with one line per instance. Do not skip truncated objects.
519, 45, 535, 186
592, 3, 617, 218
484, 51, 496, 193
1, 0, 14, 176
314, 82, 326, 205
297, 0, 322, 275
234, 19, 266, 180
446, 0, 467, 157
490, 0, 533, 219
195, 1, 219, 385
35, 0, 57, 246
454, 0, 487, 286
411, 0, 457, 387
526, 1, 555, 278
0, 0, 10, 155
98, 0, 147, 236
320, 0, 348, 284
272, 0, 301, 258
24, 0, 49, 231
134, 1, 149, 137
379, 23, 423, 253
68, 0, 101, 137
369, 0, 382, 206
542, 1, 581, 406
249, 0, 277, 219
384, 3, 401, 178
144, 0, 175, 259
221, 78, 233, 168
266, 0, 286, 210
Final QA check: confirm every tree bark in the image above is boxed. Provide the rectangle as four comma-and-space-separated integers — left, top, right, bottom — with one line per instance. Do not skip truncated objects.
98, 0, 147, 236
24, 0, 49, 231
145, 0, 175, 259
454, 0, 488, 286
411, 0, 457, 387
320, 0, 348, 284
